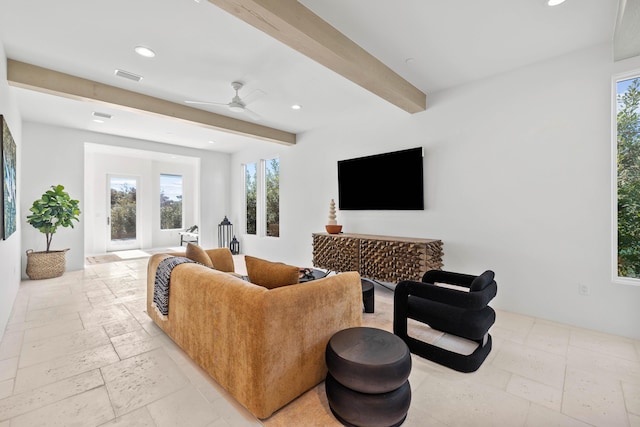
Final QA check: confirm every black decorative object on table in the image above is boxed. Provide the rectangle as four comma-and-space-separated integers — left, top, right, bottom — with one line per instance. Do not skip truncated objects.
298, 268, 327, 282
325, 327, 411, 427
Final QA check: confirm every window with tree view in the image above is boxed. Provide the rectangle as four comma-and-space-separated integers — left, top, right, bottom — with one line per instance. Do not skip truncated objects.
265, 157, 280, 237
616, 76, 640, 280
244, 158, 279, 237
245, 163, 257, 235
160, 174, 183, 230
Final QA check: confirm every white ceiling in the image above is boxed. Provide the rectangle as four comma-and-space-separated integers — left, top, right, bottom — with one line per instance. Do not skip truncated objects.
0, 0, 630, 153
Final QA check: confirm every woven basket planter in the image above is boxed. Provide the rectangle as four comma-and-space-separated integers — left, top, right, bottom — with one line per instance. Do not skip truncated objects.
25, 249, 69, 280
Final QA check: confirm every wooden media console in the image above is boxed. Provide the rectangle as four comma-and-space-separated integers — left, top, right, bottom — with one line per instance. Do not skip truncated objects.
312, 233, 443, 282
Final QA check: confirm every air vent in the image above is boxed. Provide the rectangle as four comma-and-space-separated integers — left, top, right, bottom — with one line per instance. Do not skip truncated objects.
92, 112, 112, 119
114, 69, 143, 82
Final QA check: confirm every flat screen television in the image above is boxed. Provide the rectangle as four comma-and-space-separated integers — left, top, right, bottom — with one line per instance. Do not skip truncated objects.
337, 147, 424, 210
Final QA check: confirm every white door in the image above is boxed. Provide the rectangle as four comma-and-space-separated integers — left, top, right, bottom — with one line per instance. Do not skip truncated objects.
107, 175, 140, 251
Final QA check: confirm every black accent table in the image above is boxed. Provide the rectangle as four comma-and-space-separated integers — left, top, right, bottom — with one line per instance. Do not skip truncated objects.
361, 278, 375, 313
325, 327, 412, 427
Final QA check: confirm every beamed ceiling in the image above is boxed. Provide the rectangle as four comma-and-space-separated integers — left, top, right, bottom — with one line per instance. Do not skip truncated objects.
0, 0, 635, 152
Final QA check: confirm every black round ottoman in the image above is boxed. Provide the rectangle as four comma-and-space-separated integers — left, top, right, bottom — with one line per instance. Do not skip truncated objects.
325, 327, 412, 427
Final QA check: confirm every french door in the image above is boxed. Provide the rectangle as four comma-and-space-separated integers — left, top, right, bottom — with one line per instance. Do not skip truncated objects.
107, 175, 140, 251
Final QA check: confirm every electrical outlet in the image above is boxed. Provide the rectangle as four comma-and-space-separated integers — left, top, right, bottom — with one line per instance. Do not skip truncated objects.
578, 284, 590, 296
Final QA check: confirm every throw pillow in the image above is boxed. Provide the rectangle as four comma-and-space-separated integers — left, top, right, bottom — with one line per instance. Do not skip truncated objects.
206, 247, 235, 272
469, 270, 495, 291
244, 255, 300, 289
185, 243, 213, 268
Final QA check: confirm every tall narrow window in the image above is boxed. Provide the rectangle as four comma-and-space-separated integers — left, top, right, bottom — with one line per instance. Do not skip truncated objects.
160, 174, 183, 230
265, 157, 280, 237
245, 163, 257, 235
616, 76, 640, 280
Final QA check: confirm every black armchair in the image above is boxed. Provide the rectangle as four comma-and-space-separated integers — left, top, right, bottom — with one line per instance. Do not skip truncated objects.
393, 270, 497, 372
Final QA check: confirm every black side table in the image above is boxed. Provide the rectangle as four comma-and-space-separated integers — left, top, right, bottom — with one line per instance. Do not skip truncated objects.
361, 278, 375, 313
325, 327, 412, 427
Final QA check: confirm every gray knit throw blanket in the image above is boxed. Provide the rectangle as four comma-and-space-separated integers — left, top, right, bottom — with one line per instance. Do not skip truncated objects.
153, 256, 194, 318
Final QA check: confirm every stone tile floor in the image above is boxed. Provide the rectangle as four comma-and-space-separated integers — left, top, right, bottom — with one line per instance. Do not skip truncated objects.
0, 255, 638, 426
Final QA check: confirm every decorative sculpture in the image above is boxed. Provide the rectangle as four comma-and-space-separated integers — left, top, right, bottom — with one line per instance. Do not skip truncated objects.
325, 199, 343, 234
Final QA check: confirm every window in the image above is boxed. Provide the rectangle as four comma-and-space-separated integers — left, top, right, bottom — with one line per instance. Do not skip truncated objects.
616, 76, 640, 281
243, 157, 279, 237
265, 157, 280, 237
245, 163, 257, 235
160, 174, 183, 230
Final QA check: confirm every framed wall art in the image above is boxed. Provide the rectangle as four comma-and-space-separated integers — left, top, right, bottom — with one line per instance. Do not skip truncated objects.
1, 115, 17, 240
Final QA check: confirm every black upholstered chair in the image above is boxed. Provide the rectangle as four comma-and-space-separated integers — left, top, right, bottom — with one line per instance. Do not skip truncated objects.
393, 270, 497, 372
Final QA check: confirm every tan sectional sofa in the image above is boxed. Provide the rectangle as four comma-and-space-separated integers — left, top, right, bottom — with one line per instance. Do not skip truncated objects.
146, 249, 363, 419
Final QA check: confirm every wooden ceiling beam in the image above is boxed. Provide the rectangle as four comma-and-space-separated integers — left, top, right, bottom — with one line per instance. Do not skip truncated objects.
207, 0, 427, 113
6, 59, 296, 146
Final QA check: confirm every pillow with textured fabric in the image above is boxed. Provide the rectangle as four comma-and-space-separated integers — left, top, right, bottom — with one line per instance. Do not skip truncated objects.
185, 243, 213, 268
469, 270, 495, 291
206, 248, 235, 272
244, 255, 300, 289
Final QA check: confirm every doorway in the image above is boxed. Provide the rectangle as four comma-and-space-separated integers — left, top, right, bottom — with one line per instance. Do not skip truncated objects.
107, 175, 140, 251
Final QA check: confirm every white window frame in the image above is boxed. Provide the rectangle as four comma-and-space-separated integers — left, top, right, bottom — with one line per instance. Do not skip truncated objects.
263, 156, 280, 238
242, 156, 279, 238
243, 162, 258, 236
612, 68, 640, 286
159, 173, 184, 231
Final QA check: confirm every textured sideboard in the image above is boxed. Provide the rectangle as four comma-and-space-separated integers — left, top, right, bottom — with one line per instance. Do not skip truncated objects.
312, 233, 443, 282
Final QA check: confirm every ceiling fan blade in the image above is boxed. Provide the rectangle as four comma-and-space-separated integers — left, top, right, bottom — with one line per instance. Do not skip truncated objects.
184, 100, 228, 106
242, 89, 267, 105
243, 107, 261, 121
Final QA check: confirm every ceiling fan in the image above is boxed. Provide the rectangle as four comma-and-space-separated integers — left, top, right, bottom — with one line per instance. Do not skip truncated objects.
185, 81, 262, 120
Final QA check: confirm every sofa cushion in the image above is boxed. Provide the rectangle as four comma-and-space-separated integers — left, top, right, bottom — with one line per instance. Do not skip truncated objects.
185, 243, 213, 268
244, 255, 300, 289
206, 248, 235, 272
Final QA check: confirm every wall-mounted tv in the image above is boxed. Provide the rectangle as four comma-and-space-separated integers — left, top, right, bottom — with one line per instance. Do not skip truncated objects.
337, 147, 424, 210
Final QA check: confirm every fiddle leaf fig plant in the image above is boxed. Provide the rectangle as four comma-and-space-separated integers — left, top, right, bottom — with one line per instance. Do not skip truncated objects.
26, 185, 81, 252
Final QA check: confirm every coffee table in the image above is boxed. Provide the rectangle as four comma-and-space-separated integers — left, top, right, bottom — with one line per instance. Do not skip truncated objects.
300, 270, 375, 313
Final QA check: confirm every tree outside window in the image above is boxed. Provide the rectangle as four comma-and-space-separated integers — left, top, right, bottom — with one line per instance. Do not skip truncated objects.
265, 158, 280, 237
160, 174, 183, 230
245, 163, 257, 235
617, 77, 640, 279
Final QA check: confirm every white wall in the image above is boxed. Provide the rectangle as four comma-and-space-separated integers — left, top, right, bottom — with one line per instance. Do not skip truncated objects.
233, 44, 640, 340
0, 43, 23, 341
21, 124, 231, 274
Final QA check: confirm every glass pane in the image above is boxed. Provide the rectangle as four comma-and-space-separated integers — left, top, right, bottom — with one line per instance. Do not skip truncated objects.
245, 163, 257, 235
265, 158, 279, 237
110, 177, 137, 241
160, 174, 183, 230
617, 77, 640, 279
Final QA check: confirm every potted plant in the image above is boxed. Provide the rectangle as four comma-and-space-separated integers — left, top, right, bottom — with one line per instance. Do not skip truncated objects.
25, 185, 81, 279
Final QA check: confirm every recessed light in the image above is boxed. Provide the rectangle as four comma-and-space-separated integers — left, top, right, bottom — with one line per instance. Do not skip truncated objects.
134, 46, 156, 58
547, 0, 566, 5
291, 104, 302, 110
208, 140, 215, 144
